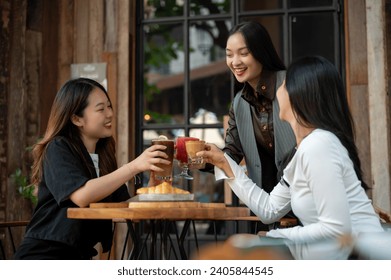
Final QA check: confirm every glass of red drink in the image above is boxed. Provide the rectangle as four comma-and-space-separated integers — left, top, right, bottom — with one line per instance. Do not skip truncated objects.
175, 136, 199, 180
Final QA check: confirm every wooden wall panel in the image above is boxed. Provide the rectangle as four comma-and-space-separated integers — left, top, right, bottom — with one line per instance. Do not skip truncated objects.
40, 0, 59, 135
7, 0, 29, 214
344, 0, 372, 194
366, 0, 391, 210
89, 0, 104, 62
349, 85, 371, 192
104, 0, 118, 52
386, 0, 391, 147
74, 0, 89, 63
25, 30, 41, 155
0, 0, 12, 222
5, 0, 32, 257
58, 0, 74, 87
116, 0, 130, 166
345, 0, 368, 86
111, 0, 132, 260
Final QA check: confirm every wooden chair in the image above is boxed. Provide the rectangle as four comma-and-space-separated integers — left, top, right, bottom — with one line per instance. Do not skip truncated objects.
375, 206, 391, 223
374, 206, 391, 231
0, 221, 29, 259
192, 233, 293, 260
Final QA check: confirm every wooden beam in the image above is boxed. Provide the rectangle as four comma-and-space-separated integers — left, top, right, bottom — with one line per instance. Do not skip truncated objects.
40, 0, 59, 135
366, 0, 391, 211
344, 0, 372, 196
89, 0, 104, 62
74, 0, 89, 63
58, 0, 74, 87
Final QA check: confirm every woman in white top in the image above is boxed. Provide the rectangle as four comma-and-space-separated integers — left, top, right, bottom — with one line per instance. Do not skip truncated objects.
198, 56, 383, 259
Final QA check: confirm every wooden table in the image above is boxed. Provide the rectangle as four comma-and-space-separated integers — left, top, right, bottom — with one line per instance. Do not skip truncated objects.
67, 202, 251, 260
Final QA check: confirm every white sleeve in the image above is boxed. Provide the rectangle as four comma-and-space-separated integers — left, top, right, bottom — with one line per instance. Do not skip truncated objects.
266, 140, 352, 243
215, 154, 291, 224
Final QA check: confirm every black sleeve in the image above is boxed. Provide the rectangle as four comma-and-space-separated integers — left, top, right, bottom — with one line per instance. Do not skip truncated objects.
43, 138, 90, 206
222, 101, 245, 165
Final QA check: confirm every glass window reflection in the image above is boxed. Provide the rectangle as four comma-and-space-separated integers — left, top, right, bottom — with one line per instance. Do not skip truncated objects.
291, 13, 336, 64
189, 20, 232, 121
288, 0, 334, 8
240, 0, 283, 11
144, 0, 184, 19
190, 0, 230, 16
241, 16, 285, 62
143, 23, 185, 125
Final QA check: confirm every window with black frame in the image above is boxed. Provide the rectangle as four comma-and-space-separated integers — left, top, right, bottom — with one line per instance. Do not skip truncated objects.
136, 0, 343, 233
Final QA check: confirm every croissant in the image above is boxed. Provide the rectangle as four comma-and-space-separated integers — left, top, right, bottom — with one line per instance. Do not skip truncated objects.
136, 182, 190, 195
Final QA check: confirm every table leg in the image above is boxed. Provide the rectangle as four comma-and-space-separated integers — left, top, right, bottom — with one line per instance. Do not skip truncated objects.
191, 220, 199, 256
166, 223, 178, 259
120, 227, 129, 260
6, 228, 16, 253
160, 220, 169, 260
150, 220, 158, 259
213, 221, 218, 244
126, 221, 139, 260
178, 220, 191, 259
0, 238, 5, 259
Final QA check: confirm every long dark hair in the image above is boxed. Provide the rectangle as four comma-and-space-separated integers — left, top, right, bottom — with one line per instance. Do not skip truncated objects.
228, 21, 286, 71
285, 56, 368, 190
31, 78, 117, 186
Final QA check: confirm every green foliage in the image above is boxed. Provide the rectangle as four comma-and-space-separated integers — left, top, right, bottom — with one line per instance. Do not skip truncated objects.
11, 168, 37, 206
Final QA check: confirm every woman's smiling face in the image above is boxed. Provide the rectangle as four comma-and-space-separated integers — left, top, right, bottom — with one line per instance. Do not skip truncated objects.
225, 32, 263, 89
72, 87, 113, 152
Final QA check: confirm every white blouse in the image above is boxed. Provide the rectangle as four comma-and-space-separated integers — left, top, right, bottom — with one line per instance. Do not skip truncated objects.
89, 153, 100, 177
216, 129, 383, 259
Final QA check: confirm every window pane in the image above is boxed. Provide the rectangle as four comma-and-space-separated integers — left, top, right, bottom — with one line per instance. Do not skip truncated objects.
189, 128, 225, 148
240, 0, 283, 11
142, 129, 176, 147
291, 13, 335, 64
190, 0, 230, 16
288, 0, 334, 8
144, 0, 184, 19
188, 128, 225, 203
188, 169, 224, 203
143, 23, 185, 125
240, 16, 285, 62
189, 20, 232, 124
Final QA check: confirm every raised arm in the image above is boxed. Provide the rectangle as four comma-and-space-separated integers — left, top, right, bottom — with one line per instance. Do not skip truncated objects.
199, 144, 291, 224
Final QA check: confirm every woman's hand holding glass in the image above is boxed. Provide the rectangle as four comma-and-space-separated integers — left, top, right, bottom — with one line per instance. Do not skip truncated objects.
196, 143, 234, 177
131, 144, 171, 174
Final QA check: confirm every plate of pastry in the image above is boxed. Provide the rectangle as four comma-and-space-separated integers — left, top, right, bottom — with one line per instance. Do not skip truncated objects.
130, 182, 194, 201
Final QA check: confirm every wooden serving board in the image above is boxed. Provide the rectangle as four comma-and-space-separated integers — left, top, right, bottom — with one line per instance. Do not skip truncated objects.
128, 202, 226, 208
129, 194, 194, 202
89, 202, 226, 209
128, 201, 199, 208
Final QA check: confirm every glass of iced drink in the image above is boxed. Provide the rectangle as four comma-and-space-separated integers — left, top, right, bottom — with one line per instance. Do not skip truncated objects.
185, 140, 206, 169
151, 136, 174, 182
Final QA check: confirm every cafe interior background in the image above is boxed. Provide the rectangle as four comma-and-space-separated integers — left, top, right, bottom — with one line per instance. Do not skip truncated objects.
1, 0, 390, 259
